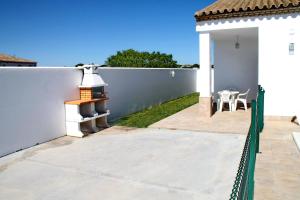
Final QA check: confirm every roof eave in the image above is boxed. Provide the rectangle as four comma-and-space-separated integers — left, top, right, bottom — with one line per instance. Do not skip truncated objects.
0, 60, 37, 64
195, 6, 300, 22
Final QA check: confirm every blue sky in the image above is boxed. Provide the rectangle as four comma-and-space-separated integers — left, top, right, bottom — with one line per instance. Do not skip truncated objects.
0, 0, 215, 66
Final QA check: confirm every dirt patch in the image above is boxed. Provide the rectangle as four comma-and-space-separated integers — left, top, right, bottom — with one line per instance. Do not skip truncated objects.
0, 136, 75, 172
100, 126, 141, 135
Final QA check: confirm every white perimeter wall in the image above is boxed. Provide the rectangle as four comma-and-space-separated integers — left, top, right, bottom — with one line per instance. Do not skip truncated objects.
214, 38, 258, 101
197, 13, 300, 116
0, 67, 82, 157
98, 68, 197, 121
0, 67, 197, 157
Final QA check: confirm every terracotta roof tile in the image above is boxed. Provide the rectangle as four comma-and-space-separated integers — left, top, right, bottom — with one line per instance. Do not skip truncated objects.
195, 0, 300, 21
0, 53, 36, 63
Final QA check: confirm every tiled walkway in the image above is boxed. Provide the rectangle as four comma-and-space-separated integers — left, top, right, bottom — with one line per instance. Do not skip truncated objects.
255, 120, 300, 200
150, 103, 251, 134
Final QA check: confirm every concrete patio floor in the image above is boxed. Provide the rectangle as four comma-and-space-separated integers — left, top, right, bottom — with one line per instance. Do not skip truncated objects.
150, 103, 300, 199
150, 103, 251, 134
0, 127, 245, 200
1, 102, 299, 200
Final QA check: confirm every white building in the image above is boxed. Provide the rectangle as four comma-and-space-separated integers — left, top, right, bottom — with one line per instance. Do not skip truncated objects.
195, 0, 300, 118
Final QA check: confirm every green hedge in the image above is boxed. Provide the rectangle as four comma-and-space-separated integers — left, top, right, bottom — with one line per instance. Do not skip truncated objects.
115, 93, 199, 128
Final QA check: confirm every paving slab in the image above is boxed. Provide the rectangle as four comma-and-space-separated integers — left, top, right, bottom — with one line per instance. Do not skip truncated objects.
0, 127, 245, 200
255, 120, 300, 200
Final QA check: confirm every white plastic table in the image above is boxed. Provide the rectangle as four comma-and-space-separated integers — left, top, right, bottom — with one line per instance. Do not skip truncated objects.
217, 90, 240, 111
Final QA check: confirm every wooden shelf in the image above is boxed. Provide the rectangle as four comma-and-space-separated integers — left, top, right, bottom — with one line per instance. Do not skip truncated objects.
65, 97, 109, 105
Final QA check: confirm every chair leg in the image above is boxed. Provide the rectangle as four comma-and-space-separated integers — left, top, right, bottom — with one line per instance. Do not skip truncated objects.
219, 101, 223, 112
234, 100, 238, 111
243, 100, 247, 111
232, 101, 236, 111
229, 102, 232, 112
234, 102, 237, 111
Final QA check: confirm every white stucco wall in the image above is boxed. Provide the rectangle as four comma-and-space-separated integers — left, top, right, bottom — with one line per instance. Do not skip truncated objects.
197, 13, 300, 116
258, 15, 300, 117
0, 67, 82, 157
214, 38, 258, 101
98, 68, 197, 121
0, 67, 197, 157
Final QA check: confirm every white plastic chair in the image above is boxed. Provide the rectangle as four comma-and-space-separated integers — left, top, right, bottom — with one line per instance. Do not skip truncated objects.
235, 89, 250, 111
218, 91, 234, 112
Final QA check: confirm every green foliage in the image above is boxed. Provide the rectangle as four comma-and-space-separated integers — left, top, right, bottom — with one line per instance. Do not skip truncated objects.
115, 93, 199, 128
75, 63, 84, 67
105, 49, 178, 68
192, 64, 200, 68
181, 64, 200, 69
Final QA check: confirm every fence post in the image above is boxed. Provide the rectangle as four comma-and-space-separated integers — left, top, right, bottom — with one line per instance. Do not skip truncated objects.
261, 89, 265, 130
248, 100, 257, 200
256, 89, 261, 153
257, 85, 262, 133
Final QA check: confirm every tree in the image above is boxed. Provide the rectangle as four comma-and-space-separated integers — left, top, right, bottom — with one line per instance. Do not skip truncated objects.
192, 64, 200, 68
105, 49, 178, 68
75, 63, 84, 67
180, 64, 199, 69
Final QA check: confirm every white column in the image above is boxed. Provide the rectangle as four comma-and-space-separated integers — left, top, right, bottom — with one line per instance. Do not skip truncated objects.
198, 32, 212, 97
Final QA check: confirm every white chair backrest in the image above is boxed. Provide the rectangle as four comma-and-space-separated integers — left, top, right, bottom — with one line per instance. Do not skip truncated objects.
220, 91, 232, 102
240, 89, 250, 98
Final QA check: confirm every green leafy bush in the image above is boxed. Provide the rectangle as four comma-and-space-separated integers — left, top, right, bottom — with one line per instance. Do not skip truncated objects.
106, 49, 178, 68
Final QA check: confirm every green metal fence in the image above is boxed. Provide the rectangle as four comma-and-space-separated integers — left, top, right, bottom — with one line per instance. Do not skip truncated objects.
229, 85, 265, 200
